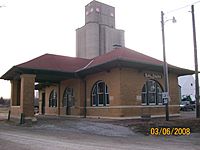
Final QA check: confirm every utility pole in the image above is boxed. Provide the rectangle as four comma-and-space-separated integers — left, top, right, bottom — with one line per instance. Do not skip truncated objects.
161, 11, 169, 121
191, 5, 200, 118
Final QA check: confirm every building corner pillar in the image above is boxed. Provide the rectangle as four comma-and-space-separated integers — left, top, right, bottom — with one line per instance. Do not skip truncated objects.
20, 74, 36, 121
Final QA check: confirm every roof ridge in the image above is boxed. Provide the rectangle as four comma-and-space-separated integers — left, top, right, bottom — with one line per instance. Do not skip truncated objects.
122, 47, 163, 63
80, 47, 165, 70
76, 59, 94, 72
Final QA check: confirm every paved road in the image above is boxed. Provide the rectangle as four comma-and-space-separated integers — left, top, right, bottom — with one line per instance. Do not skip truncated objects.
0, 118, 200, 150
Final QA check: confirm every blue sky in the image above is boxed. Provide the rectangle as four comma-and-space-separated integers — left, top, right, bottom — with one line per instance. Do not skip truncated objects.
0, 0, 200, 98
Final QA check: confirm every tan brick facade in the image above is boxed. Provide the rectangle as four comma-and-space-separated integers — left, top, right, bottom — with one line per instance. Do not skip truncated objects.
44, 85, 59, 115
10, 74, 36, 119
10, 80, 20, 106
41, 79, 85, 116
40, 67, 180, 118
20, 74, 36, 118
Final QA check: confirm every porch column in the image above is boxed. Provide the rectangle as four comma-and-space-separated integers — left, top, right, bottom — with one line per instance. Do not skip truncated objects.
11, 80, 20, 106
10, 80, 21, 118
20, 74, 36, 119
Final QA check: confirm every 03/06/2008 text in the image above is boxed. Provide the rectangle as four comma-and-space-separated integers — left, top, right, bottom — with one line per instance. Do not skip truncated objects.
149, 127, 191, 136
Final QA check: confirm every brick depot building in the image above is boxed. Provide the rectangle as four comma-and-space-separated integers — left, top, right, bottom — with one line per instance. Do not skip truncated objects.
1, 47, 193, 119
1, 1, 193, 120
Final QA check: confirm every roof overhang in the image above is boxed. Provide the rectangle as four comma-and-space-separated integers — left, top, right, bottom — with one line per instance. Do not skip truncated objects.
1, 66, 75, 83
77, 58, 194, 77
1, 58, 194, 83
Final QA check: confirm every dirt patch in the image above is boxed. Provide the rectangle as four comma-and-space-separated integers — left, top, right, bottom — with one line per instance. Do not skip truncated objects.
112, 117, 200, 135
1, 108, 199, 137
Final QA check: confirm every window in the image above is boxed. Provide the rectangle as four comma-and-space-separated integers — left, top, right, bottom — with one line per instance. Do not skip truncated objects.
63, 87, 74, 107
91, 81, 109, 106
49, 90, 57, 107
141, 80, 163, 105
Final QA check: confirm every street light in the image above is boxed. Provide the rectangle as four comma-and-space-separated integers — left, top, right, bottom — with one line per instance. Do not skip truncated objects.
161, 11, 176, 121
191, 5, 200, 118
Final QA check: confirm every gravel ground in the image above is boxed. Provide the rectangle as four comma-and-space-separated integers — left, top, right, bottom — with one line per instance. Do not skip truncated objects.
0, 118, 200, 150
0, 110, 200, 150
32, 116, 135, 137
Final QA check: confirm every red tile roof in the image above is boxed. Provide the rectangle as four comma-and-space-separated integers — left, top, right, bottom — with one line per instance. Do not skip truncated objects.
86, 47, 163, 69
1, 47, 194, 81
17, 53, 91, 73
16, 47, 164, 72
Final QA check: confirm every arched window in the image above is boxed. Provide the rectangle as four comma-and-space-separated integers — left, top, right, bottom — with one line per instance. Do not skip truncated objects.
49, 90, 57, 107
63, 87, 74, 107
141, 80, 163, 105
91, 81, 109, 106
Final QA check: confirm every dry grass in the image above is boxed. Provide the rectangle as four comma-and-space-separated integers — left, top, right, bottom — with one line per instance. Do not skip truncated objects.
107, 114, 200, 135
127, 118, 200, 135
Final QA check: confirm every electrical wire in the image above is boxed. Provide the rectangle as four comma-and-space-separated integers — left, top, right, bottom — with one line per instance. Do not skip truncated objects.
166, 0, 200, 14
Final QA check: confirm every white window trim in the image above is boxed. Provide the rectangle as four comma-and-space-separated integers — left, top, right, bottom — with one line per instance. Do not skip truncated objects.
92, 81, 109, 107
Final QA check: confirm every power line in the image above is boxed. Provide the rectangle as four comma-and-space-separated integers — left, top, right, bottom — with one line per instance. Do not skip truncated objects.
166, 0, 200, 14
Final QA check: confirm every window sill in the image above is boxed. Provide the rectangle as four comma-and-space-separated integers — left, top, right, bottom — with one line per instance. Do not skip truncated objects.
92, 105, 110, 107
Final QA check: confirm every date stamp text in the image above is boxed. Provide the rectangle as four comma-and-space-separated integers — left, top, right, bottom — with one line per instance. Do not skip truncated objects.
149, 127, 191, 136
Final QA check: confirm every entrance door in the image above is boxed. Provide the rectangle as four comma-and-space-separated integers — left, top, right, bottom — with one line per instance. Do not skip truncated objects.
63, 88, 73, 115
41, 93, 45, 114
66, 94, 70, 115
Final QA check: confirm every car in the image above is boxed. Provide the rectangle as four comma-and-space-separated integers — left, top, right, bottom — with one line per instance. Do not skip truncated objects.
180, 101, 195, 111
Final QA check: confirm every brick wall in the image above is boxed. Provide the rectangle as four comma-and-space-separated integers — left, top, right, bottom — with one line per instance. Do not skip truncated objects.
42, 67, 180, 118
10, 106, 21, 118
85, 67, 180, 117
85, 68, 121, 107
44, 85, 58, 115
20, 74, 35, 118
